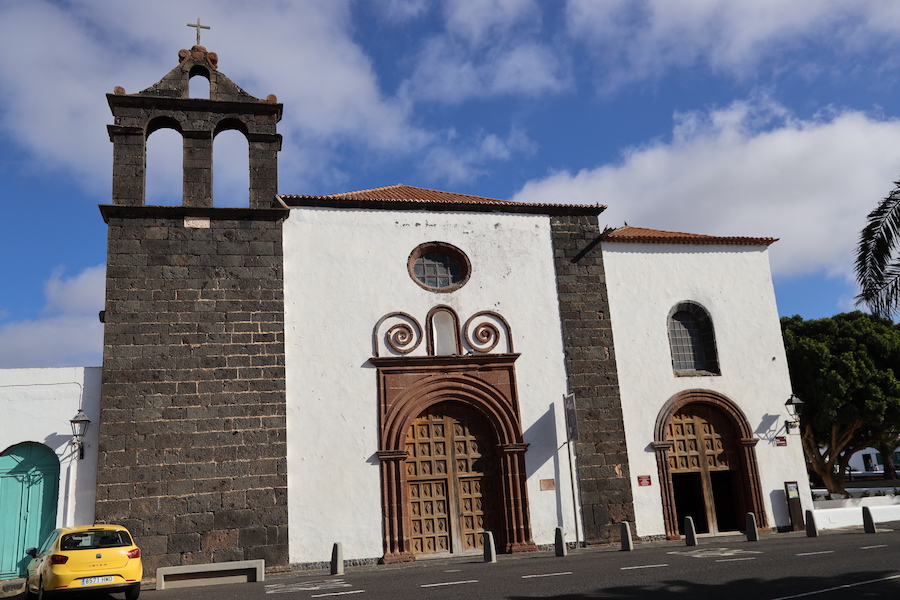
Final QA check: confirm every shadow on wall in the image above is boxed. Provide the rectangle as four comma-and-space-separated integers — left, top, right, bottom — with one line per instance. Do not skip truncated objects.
523, 404, 566, 527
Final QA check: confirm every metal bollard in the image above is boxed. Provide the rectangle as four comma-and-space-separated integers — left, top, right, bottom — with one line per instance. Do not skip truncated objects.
745, 513, 759, 542
620, 521, 634, 552
863, 506, 877, 534
684, 516, 698, 546
330, 542, 344, 575
484, 531, 497, 563
555, 526, 567, 556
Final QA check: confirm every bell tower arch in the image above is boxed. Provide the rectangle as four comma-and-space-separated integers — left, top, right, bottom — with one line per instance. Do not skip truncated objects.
106, 44, 282, 208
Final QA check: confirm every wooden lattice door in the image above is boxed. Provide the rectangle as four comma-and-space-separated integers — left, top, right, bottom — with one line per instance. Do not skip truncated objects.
406, 402, 499, 556
666, 404, 742, 534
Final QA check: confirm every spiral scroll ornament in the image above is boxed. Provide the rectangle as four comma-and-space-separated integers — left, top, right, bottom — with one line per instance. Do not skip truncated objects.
464, 311, 512, 354
387, 322, 419, 354
374, 312, 423, 356
470, 321, 500, 353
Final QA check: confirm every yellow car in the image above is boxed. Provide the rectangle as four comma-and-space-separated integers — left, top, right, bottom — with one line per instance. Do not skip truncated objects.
25, 524, 142, 600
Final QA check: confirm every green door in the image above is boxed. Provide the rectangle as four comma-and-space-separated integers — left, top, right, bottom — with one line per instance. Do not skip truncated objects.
0, 443, 59, 579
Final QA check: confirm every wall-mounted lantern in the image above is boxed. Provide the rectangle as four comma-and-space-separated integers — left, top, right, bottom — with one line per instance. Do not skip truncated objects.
70, 409, 90, 460
785, 394, 804, 432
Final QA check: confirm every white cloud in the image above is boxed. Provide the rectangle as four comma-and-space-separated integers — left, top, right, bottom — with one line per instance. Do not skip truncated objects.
0, 266, 105, 368
564, 0, 900, 86
443, 0, 542, 46
512, 97, 900, 281
421, 126, 536, 184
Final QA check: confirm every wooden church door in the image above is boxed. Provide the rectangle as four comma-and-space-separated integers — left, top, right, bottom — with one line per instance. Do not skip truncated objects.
667, 405, 743, 535
405, 402, 500, 556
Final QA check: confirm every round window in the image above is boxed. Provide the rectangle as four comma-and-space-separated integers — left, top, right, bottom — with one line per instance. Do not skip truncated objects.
408, 242, 471, 292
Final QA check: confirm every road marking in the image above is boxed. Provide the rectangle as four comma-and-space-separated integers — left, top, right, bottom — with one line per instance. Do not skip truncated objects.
668, 548, 761, 558
767, 573, 900, 599
861, 544, 888, 549
421, 580, 478, 588
444, 569, 462, 572
266, 581, 353, 594
311, 592, 365, 598
796, 551, 834, 557
716, 557, 756, 562
521, 572, 573, 579
621, 564, 668, 570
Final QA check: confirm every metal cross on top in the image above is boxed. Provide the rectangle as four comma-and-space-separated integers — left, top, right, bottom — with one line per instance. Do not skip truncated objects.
187, 18, 210, 45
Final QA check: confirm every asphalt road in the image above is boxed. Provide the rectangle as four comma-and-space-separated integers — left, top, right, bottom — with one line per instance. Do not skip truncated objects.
141, 525, 900, 600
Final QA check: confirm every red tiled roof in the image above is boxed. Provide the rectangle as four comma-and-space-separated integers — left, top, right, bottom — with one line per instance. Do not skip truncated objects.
602, 225, 777, 246
280, 184, 605, 216
322, 184, 511, 204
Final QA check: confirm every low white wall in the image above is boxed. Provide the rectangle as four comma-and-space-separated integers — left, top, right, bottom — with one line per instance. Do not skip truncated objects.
0, 367, 101, 527
810, 498, 900, 530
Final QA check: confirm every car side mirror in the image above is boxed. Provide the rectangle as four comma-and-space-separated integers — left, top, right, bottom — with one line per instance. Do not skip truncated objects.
25, 548, 37, 557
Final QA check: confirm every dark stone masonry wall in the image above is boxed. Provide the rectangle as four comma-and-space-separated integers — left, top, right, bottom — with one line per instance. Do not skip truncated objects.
95, 207, 289, 571
549, 215, 634, 544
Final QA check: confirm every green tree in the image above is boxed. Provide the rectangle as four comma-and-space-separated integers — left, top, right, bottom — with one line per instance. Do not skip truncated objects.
856, 180, 900, 319
871, 434, 900, 480
781, 312, 900, 494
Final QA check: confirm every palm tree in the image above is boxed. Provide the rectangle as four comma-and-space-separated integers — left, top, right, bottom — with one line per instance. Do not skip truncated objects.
856, 180, 900, 319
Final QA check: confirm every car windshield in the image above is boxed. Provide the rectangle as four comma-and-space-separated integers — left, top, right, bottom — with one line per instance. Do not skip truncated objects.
59, 530, 132, 551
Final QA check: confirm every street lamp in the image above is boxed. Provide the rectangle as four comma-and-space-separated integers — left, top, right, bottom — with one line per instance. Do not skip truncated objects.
70, 409, 90, 460
785, 394, 804, 432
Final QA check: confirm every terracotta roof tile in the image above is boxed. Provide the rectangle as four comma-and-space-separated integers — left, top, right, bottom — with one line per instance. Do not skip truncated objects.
279, 184, 605, 216
602, 225, 777, 247
322, 184, 511, 204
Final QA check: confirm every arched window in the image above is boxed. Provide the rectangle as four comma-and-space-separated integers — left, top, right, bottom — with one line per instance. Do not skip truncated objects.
667, 302, 720, 375
145, 117, 183, 206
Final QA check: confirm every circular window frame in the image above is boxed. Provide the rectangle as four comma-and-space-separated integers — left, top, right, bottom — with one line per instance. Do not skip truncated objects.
408, 242, 471, 293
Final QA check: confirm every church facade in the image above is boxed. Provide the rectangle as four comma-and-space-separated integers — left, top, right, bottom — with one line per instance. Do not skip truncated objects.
0, 45, 810, 577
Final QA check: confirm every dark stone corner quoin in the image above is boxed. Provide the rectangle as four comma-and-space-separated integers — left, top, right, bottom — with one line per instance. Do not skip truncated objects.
94, 44, 289, 572
550, 214, 635, 543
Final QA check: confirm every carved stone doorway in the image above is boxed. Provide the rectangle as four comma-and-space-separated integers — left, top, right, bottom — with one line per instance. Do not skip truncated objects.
406, 402, 500, 556
653, 390, 767, 540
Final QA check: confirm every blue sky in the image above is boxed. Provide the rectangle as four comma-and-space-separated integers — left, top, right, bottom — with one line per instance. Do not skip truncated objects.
1, 0, 899, 368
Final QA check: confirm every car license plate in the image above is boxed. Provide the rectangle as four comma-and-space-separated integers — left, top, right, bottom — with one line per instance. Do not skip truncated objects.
82, 576, 114, 585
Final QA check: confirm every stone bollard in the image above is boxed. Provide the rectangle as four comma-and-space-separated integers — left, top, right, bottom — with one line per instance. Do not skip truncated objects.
863, 506, 877, 534
805, 510, 818, 537
555, 527, 567, 556
745, 513, 759, 542
330, 542, 344, 575
620, 521, 634, 552
684, 516, 698, 546
484, 531, 497, 563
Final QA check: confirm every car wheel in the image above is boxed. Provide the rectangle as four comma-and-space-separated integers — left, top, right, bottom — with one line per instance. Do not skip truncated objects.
124, 583, 141, 600
35, 578, 48, 600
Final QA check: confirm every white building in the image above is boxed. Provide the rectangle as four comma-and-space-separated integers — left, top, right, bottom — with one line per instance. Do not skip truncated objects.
0, 368, 100, 579
1, 44, 813, 578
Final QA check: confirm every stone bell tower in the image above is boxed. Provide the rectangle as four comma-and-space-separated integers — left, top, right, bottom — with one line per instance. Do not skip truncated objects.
96, 42, 290, 571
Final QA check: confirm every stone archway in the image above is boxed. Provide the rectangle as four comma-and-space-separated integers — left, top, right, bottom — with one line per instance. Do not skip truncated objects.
652, 390, 766, 540
372, 355, 536, 563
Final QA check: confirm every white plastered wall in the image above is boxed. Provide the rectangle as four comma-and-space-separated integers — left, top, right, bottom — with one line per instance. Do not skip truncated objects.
602, 242, 811, 538
0, 367, 101, 528
283, 207, 577, 564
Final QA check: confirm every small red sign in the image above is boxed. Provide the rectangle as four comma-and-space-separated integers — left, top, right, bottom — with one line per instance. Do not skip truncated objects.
775, 436, 787, 447
637, 475, 652, 486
